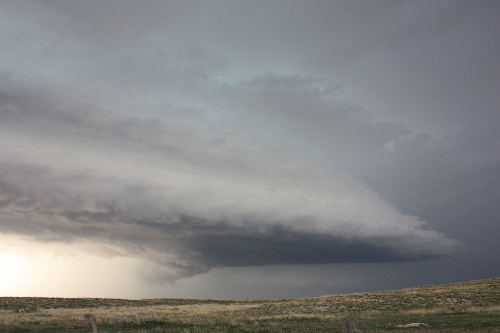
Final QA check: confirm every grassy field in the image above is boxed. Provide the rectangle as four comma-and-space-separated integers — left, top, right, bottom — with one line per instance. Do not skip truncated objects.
1, 277, 499, 333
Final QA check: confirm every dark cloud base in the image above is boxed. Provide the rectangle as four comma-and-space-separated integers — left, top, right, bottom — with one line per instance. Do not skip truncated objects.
149, 217, 434, 267
191, 225, 432, 267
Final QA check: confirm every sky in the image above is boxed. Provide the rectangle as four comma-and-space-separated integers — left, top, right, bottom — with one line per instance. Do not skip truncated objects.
0, 0, 499, 300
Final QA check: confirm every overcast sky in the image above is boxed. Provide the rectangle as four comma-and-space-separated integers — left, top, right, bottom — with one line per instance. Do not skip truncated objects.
0, 0, 499, 299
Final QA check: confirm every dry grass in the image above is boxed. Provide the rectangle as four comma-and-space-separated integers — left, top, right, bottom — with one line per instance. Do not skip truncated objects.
1, 277, 500, 332
0, 303, 261, 326
405, 305, 500, 315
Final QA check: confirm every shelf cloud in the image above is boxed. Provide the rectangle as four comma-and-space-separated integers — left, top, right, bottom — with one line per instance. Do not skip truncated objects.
0, 77, 460, 283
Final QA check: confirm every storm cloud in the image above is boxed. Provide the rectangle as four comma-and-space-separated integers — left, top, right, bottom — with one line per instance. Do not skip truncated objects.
0, 0, 498, 297
0, 77, 459, 282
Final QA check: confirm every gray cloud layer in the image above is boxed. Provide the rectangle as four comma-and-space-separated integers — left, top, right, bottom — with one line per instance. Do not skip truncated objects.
0, 0, 498, 291
0, 77, 459, 282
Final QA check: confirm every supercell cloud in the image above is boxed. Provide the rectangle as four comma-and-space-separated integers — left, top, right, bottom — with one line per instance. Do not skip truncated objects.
0, 1, 498, 296
0, 72, 459, 283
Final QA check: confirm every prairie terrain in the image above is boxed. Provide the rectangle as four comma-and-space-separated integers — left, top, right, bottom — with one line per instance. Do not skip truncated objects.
1, 277, 499, 333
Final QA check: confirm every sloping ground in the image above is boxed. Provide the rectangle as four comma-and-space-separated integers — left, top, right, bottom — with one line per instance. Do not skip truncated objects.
253, 277, 500, 317
1, 277, 499, 332
1, 276, 499, 313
